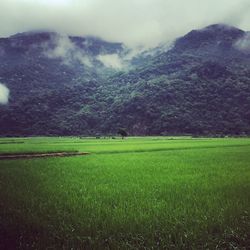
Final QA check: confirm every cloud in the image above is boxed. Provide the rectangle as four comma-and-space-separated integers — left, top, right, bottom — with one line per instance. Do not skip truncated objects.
0, 0, 250, 48
235, 33, 250, 52
0, 83, 10, 105
44, 34, 93, 67
97, 54, 124, 69
46, 34, 74, 59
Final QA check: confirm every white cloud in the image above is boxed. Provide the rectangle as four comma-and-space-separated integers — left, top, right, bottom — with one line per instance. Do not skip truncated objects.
74, 52, 92, 67
0, 0, 250, 48
97, 54, 124, 69
44, 34, 93, 67
235, 33, 250, 52
47, 34, 74, 59
0, 83, 10, 105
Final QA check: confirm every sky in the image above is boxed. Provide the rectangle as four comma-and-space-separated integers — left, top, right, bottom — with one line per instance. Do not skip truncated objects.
0, 0, 250, 48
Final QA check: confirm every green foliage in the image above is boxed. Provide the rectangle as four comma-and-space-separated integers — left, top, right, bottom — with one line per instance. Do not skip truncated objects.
0, 27, 250, 136
117, 128, 128, 138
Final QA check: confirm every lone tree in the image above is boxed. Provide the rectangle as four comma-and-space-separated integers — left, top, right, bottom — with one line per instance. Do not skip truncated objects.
117, 128, 128, 139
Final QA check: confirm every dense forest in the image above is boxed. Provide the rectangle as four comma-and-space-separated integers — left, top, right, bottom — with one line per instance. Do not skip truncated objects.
0, 24, 250, 136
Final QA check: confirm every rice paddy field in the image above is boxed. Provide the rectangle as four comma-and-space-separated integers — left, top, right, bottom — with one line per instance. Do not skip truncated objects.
0, 137, 249, 249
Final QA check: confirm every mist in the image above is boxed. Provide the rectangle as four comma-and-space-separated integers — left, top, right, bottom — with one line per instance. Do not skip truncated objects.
97, 54, 124, 69
235, 33, 250, 52
44, 34, 93, 67
0, 0, 250, 48
0, 83, 10, 105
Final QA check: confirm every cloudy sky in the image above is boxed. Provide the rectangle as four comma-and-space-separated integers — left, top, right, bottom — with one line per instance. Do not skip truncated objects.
0, 0, 250, 48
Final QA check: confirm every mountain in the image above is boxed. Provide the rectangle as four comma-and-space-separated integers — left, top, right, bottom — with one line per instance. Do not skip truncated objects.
104, 25, 250, 135
0, 24, 250, 136
0, 31, 127, 135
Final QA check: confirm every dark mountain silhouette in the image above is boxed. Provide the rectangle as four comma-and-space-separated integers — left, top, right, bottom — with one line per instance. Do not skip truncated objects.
0, 24, 250, 136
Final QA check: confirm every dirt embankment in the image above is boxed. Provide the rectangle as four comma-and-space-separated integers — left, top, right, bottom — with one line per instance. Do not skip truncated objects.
0, 152, 89, 160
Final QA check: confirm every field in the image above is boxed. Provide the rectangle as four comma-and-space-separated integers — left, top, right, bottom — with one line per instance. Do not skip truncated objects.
0, 137, 249, 249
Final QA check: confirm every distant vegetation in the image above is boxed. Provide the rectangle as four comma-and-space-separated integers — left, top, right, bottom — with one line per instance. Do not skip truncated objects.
117, 128, 128, 139
0, 24, 250, 136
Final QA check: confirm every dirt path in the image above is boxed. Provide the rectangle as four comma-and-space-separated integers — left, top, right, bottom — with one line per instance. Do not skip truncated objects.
0, 152, 90, 160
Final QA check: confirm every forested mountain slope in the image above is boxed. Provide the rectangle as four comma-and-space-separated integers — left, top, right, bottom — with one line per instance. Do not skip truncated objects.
0, 24, 250, 136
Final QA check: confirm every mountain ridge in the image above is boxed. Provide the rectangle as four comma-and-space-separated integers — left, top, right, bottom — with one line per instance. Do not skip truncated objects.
0, 24, 250, 136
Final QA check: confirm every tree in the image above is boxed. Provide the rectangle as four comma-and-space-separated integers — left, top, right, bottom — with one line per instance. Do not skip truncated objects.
117, 128, 128, 139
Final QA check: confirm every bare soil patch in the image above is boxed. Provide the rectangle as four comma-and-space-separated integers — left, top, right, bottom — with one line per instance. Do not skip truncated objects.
0, 152, 89, 160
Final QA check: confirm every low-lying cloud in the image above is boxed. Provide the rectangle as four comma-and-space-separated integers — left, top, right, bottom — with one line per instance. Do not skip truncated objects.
0, 0, 250, 48
0, 83, 10, 105
97, 54, 124, 69
43, 34, 128, 69
235, 33, 250, 52
44, 34, 93, 67
46, 34, 74, 59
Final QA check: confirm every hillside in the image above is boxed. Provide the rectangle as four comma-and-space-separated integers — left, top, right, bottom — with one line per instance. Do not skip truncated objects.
0, 24, 250, 136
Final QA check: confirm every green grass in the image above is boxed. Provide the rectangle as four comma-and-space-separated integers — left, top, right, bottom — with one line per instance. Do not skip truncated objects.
0, 137, 249, 249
